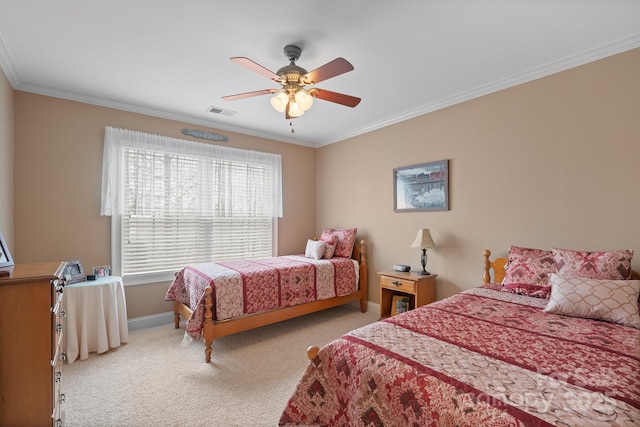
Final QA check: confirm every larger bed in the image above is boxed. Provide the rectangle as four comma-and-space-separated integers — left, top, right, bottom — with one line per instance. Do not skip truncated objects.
165, 232, 368, 363
280, 247, 640, 426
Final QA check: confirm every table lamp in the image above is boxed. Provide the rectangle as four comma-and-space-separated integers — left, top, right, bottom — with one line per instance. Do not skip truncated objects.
410, 229, 435, 275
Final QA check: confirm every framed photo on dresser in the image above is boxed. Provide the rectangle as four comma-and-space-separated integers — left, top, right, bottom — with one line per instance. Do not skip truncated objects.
55, 260, 86, 284
0, 231, 14, 268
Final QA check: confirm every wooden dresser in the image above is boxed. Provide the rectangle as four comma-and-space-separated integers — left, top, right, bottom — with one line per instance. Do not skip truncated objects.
0, 262, 66, 426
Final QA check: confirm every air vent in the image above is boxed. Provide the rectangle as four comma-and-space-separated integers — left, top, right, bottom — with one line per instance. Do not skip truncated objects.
207, 106, 237, 117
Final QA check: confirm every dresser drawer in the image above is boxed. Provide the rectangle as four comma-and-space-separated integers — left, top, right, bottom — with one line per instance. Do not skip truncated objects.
380, 276, 416, 293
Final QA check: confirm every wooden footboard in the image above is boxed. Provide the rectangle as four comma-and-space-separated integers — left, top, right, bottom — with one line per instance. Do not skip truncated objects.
174, 239, 368, 363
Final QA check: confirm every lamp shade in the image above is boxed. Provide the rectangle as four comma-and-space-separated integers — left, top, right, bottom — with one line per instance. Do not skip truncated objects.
287, 99, 304, 117
295, 88, 314, 111
410, 229, 435, 249
270, 91, 288, 112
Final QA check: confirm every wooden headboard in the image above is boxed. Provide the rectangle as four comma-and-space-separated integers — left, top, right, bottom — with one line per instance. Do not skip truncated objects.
483, 249, 639, 283
483, 250, 507, 284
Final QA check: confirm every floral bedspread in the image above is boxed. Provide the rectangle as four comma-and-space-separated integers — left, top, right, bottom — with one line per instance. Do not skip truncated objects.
165, 255, 358, 339
280, 284, 640, 426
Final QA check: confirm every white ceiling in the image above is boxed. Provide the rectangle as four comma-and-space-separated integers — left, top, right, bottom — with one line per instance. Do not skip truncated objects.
1, 1, 639, 148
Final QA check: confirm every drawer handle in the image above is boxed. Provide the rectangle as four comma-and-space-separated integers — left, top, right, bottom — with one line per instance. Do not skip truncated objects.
392, 281, 401, 287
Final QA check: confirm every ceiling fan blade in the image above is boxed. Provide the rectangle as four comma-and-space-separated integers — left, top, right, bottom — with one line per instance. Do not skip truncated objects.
310, 88, 361, 107
230, 57, 281, 81
222, 89, 276, 101
302, 58, 354, 84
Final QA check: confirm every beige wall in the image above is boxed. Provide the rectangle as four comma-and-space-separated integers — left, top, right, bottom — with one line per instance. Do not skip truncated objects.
0, 68, 13, 246
317, 48, 640, 303
12, 94, 316, 317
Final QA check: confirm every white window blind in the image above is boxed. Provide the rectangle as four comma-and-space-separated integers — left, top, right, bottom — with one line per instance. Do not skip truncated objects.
101, 127, 282, 282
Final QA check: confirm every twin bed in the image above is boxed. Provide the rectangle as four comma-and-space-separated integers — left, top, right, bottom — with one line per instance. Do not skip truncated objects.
280, 247, 640, 426
165, 232, 367, 363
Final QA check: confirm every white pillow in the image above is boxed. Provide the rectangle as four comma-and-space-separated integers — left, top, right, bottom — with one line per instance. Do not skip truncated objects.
543, 274, 640, 329
304, 239, 326, 260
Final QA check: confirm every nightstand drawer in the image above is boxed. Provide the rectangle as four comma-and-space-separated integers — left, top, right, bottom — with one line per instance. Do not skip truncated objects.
380, 276, 416, 293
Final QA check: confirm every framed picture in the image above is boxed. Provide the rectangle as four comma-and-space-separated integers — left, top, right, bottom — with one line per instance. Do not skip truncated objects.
391, 294, 411, 316
93, 265, 111, 277
55, 260, 86, 284
394, 159, 449, 212
0, 231, 14, 268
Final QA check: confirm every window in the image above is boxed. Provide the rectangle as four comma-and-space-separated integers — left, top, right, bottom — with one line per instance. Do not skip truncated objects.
101, 127, 282, 284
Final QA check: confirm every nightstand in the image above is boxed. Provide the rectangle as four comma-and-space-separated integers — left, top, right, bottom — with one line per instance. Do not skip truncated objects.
378, 270, 437, 319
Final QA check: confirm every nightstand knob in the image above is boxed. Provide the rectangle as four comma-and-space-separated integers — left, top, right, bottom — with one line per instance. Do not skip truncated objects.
392, 281, 401, 287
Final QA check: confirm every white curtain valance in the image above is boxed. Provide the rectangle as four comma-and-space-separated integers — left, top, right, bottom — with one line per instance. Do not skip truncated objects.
100, 126, 283, 218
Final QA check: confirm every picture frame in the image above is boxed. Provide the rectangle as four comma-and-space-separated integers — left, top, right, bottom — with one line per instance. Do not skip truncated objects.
93, 265, 111, 277
55, 260, 86, 284
393, 159, 449, 212
391, 294, 411, 316
0, 231, 14, 268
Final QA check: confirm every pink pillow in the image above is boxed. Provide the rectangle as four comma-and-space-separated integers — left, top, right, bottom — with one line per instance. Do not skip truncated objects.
319, 234, 338, 259
319, 228, 357, 258
502, 246, 557, 287
552, 248, 634, 280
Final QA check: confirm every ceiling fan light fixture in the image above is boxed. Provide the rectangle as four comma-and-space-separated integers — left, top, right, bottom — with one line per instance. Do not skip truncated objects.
270, 90, 288, 113
225, 45, 360, 126
295, 88, 313, 111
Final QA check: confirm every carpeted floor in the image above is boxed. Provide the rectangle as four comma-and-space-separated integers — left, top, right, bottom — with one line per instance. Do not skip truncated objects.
63, 305, 378, 427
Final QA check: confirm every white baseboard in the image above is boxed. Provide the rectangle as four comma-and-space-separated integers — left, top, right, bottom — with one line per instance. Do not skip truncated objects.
128, 311, 174, 331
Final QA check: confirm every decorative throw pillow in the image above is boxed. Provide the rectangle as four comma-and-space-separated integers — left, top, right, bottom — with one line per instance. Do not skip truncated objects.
304, 239, 326, 260
544, 274, 640, 329
502, 246, 557, 287
552, 248, 634, 280
319, 228, 357, 258
319, 234, 338, 259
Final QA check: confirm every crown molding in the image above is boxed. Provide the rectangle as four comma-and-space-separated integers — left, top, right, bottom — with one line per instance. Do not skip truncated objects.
2, 34, 639, 149
318, 35, 640, 147
15, 82, 316, 148
0, 35, 20, 87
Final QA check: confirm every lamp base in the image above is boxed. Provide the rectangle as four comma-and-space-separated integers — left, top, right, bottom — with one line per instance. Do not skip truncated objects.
417, 270, 430, 276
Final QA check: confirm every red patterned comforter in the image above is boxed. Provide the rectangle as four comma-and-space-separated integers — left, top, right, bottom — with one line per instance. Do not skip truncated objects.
280, 284, 640, 426
165, 255, 359, 339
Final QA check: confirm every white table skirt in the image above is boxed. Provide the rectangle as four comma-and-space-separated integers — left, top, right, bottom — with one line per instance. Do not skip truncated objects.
63, 276, 129, 364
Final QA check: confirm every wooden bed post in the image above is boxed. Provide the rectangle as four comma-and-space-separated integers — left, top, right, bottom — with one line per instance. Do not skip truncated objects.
483, 249, 492, 284
358, 239, 368, 313
173, 305, 181, 329
203, 287, 214, 363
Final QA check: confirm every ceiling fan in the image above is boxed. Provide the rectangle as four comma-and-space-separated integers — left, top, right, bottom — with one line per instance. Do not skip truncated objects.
222, 45, 361, 122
